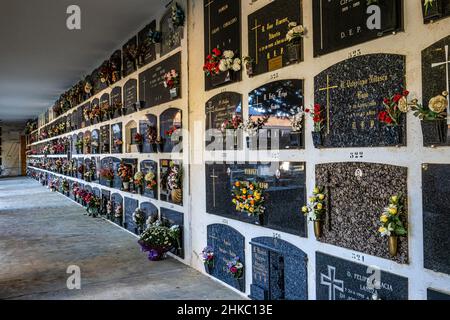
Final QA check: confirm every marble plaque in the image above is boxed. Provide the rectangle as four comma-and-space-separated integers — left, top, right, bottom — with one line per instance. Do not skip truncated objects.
160, 108, 182, 153
207, 224, 245, 292
124, 197, 139, 234
423, 164, 450, 275
314, 54, 406, 148
161, 208, 184, 258
316, 252, 408, 300
316, 162, 408, 264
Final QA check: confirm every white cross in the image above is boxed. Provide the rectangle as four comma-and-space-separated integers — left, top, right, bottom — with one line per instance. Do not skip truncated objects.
320, 266, 344, 300
431, 45, 450, 124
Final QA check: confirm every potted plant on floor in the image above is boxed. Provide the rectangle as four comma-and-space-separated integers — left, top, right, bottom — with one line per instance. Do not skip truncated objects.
302, 186, 326, 238
378, 194, 407, 257
201, 246, 215, 274
138, 221, 180, 261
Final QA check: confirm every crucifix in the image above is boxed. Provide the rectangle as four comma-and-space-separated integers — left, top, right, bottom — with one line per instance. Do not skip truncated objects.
205, 0, 215, 53
320, 266, 345, 300
251, 19, 262, 65
431, 45, 450, 124
210, 169, 219, 208
319, 75, 338, 135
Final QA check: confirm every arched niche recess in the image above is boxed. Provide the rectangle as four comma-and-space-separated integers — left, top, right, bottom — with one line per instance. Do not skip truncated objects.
124, 120, 138, 153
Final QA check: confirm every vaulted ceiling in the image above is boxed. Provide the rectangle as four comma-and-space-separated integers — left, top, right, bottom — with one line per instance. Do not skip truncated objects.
0, 0, 165, 121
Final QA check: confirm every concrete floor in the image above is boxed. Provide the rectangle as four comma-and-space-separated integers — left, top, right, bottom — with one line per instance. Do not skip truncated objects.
0, 177, 243, 300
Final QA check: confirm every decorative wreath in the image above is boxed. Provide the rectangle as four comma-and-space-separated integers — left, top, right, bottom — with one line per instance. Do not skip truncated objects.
231, 181, 265, 217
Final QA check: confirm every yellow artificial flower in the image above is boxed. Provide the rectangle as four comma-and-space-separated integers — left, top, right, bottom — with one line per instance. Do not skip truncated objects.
317, 203, 323, 210
302, 206, 308, 213
309, 197, 316, 203
232, 199, 237, 204
391, 195, 398, 203
389, 207, 398, 215
242, 188, 247, 195
379, 227, 387, 234
255, 195, 261, 201
249, 207, 254, 213
318, 194, 325, 200
380, 215, 388, 223
313, 187, 320, 194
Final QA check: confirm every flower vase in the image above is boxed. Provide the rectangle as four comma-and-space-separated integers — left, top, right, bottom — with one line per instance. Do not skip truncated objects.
151, 143, 158, 153
389, 236, 398, 257
137, 144, 143, 153
245, 61, 254, 77
384, 125, 403, 146
169, 87, 179, 100
115, 217, 123, 226
171, 188, 183, 204
314, 220, 323, 238
123, 181, 130, 191
205, 263, 214, 275
121, 108, 127, 116
423, 0, 442, 21
108, 180, 114, 188
235, 278, 244, 292
287, 41, 301, 62
211, 70, 232, 87
421, 119, 448, 146
138, 186, 143, 195
312, 132, 323, 148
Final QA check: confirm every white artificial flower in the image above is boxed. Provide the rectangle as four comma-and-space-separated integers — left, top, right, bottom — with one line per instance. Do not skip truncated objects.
219, 60, 228, 72
223, 50, 234, 59
288, 21, 298, 28
232, 59, 242, 72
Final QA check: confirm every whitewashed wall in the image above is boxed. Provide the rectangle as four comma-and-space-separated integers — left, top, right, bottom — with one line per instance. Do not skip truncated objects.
187, 0, 450, 300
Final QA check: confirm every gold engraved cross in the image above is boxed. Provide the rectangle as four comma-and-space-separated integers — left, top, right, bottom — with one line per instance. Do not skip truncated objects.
319, 75, 338, 135
251, 19, 262, 65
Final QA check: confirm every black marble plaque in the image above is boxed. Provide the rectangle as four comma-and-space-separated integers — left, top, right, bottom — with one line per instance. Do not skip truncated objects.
316, 252, 408, 300
207, 224, 245, 292
428, 288, 450, 300
422, 35, 450, 146
140, 202, 158, 220
248, 0, 302, 76
111, 193, 123, 225
205, 162, 307, 237
161, 208, 184, 258
91, 130, 99, 154
314, 54, 406, 148
160, 5, 184, 56
139, 52, 182, 108
140, 160, 158, 199
139, 115, 158, 153
313, 0, 403, 57
250, 237, 307, 301
138, 20, 157, 67
160, 108, 182, 153
122, 36, 138, 77
100, 93, 110, 120
423, 164, 450, 275
316, 162, 408, 264
123, 79, 138, 113
423, 0, 450, 23
205, 92, 243, 150
204, 0, 242, 90
248, 80, 304, 150
110, 86, 122, 119
91, 67, 107, 95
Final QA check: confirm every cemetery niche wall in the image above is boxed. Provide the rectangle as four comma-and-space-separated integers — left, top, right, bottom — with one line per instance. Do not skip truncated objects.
315, 162, 408, 264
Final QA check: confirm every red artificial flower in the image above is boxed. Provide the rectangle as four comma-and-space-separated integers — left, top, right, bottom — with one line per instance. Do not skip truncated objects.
383, 98, 390, 104
313, 115, 322, 123
305, 108, 310, 113
393, 94, 403, 103
212, 48, 221, 57
314, 104, 321, 113
230, 266, 237, 273
403, 90, 409, 97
